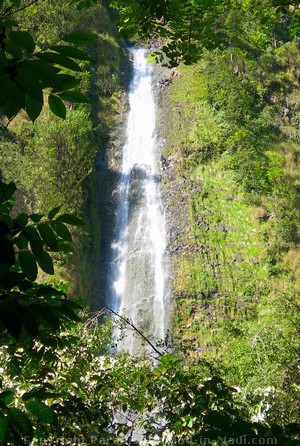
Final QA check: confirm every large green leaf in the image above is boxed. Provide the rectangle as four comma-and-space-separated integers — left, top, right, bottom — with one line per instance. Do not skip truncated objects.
18, 251, 38, 281
2, 271, 25, 289
57, 242, 74, 253
37, 52, 82, 72
51, 220, 72, 241
48, 94, 66, 119
32, 304, 60, 330
23, 226, 43, 257
19, 306, 39, 338
9, 0, 22, 7
7, 408, 33, 441
0, 391, 14, 406
2, 73, 26, 107
4, 38, 23, 59
0, 182, 16, 202
26, 400, 56, 425
50, 45, 90, 61
56, 214, 84, 226
63, 32, 98, 44
17, 63, 45, 102
0, 417, 8, 446
26, 59, 61, 90
48, 205, 62, 220
35, 285, 63, 297
37, 223, 58, 251
14, 213, 28, 227
29, 213, 43, 223
59, 90, 91, 104
8, 31, 35, 53
36, 251, 54, 275
25, 95, 43, 122
22, 390, 62, 402
4, 98, 23, 119
1, 307, 22, 338
53, 74, 80, 92
60, 302, 81, 322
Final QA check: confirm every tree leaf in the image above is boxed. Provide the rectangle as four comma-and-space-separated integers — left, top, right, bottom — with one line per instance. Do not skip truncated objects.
27, 59, 61, 90
7, 408, 33, 441
37, 52, 82, 72
9, 0, 22, 7
60, 302, 81, 322
1, 73, 25, 108
2, 272, 25, 290
25, 400, 57, 425
17, 63, 45, 102
53, 74, 80, 92
4, 38, 23, 59
18, 251, 38, 281
0, 391, 14, 405
20, 307, 39, 338
55, 214, 84, 226
1, 307, 22, 339
0, 182, 16, 202
14, 213, 28, 227
48, 94, 66, 119
57, 242, 74, 253
8, 31, 35, 53
36, 251, 54, 275
50, 45, 90, 61
51, 221, 72, 241
37, 223, 58, 251
29, 213, 43, 223
63, 32, 98, 44
23, 226, 43, 257
25, 95, 43, 122
59, 90, 91, 104
0, 417, 8, 446
48, 205, 62, 220
35, 285, 63, 297
32, 304, 60, 330
4, 98, 23, 120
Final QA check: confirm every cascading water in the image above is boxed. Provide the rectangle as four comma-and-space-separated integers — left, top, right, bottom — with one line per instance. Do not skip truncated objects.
109, 48, 169, 353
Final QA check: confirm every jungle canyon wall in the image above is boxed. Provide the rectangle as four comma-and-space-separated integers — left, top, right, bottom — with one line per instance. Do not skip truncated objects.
157, 45, 300, 421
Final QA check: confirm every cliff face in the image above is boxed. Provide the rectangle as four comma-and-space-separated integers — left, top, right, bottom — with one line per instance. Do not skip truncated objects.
156, 51, 300, 421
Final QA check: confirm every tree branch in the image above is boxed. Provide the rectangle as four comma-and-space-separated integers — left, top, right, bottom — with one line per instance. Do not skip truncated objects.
106, 306, 164, 357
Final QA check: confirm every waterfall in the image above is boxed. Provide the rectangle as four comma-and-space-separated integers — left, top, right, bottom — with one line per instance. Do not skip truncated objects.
109, 48, 169, 353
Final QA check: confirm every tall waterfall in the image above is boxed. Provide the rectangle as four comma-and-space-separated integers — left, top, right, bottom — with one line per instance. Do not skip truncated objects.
109, 48, 169, 353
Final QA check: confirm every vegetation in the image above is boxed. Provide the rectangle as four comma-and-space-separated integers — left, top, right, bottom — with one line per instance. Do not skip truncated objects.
1, 0, 300, 444
142, 0, 300, 429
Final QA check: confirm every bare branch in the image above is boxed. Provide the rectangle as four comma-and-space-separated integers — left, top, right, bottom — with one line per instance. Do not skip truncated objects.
106, 306, 164, 357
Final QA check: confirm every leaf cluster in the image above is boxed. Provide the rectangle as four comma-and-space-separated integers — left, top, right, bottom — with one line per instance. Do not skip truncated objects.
0, 1, 98, 123
0, 180, 84, 444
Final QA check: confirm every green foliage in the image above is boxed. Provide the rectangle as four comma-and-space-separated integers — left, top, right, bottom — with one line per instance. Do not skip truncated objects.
0, 180, 83, 444
155, 0, 300, 426
0, 1, 97, 124
109, 0, 297, 65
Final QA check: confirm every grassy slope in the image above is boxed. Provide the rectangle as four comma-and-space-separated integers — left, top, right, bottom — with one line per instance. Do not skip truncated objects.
163, 54, 300, 422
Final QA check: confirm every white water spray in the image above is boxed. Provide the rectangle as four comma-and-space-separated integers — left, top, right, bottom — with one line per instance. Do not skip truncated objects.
110, 48, 169, 353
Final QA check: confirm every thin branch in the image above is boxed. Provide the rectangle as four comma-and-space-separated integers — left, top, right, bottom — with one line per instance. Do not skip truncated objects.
106, 306, 163, 357
2, 0, 39, 18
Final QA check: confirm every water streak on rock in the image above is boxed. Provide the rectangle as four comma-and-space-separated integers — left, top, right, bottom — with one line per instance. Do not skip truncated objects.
109, 48, 168, 353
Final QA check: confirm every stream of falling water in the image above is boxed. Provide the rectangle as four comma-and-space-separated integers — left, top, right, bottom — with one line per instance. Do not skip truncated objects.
109, 48, 169, 354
